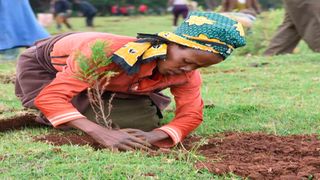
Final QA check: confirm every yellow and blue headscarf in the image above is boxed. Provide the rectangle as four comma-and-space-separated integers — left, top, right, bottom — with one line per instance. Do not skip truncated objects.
111, 11, 246, 75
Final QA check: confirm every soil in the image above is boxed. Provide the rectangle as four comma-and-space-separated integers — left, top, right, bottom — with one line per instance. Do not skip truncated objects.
0, 113, 42, 131
1, 114, 320, 179
34, 133, 104, 150
184, 133, 320, 180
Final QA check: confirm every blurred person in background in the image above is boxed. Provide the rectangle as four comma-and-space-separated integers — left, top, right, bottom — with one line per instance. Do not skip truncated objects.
50, 0, 73, 31
0, 0, 49, 61
119, 6, 129, 16
220, 0, 261, 28
73, 0, 97, 28
264, 0, 320, 56
188, 1, 198, 11
138, 4, 148, 14
221, 0, 261, 15
168, 0, 189, 29
111, 5, 119, 16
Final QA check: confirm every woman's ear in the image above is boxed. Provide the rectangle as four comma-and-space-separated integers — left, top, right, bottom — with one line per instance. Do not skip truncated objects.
215, 53, 224, 61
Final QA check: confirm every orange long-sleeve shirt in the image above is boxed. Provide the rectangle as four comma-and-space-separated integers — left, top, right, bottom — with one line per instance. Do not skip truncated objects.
34, 32, 204, 147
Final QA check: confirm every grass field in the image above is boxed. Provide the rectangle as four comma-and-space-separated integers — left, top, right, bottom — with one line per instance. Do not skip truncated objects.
0, 13, 319, 179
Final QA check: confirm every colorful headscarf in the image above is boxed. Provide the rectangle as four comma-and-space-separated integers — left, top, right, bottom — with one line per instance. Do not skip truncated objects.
111, 39, 167, 75
111, 11, 246, 75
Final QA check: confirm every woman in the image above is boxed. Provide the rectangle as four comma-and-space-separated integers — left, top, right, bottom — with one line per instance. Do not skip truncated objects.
15, 12, 246, 151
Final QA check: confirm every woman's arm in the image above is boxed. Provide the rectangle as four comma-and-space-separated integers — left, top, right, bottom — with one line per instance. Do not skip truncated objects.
152, 70, 203, 147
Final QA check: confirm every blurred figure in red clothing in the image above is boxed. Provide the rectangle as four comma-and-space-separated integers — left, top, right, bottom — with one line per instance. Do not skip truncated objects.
119, 6, 128, 16
138, 4, 148, 14
111, 5, 119, 16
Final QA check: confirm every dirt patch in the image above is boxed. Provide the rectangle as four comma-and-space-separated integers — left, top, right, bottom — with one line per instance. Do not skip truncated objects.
0, 113, 42, 132
0, 74, 15, 84
34, 133, 103, 150
31, 132, 320, 179
186, 133, 320, 180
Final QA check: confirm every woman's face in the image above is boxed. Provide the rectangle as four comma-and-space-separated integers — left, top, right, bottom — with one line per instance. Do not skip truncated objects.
157, 43, 224, 75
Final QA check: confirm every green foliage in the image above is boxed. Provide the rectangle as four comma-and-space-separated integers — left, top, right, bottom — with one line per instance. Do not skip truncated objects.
75, 40, 115, 85
74, 40, 116, 127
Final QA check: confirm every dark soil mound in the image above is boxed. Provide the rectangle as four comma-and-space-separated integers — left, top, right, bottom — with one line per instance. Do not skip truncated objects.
0, 113, 42, 132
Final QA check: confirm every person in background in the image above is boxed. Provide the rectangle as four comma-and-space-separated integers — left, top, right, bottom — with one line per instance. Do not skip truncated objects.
119, 6, 129, 16
188, 1, 198, 11
51, 0, 73, 31
220, 0, 261, 29
221, 0, 261, 15
0, 0, 49, 61
138, 4, 148, 14
73, 0, 97, 28
264, 0, 320, 56
15, 12, 246, 151
168, 0, 189, 29
111, 5, 119, 16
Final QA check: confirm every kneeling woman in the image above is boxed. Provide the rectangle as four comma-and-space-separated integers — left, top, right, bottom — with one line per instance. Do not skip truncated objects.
15, 12, 246, 151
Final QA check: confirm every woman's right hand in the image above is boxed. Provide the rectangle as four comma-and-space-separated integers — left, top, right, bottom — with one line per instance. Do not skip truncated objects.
66, 118, 153, 151
87, 126, 153, 151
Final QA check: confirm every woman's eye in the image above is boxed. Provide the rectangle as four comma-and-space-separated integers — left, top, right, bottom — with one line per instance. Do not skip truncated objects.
184, 59, 191, 64
178, 45, 188, 49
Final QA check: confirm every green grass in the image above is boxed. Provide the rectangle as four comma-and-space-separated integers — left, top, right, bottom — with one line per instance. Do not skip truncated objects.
1, 13, 320, 179
198, 53, 320, 136
0, 129, 216, 179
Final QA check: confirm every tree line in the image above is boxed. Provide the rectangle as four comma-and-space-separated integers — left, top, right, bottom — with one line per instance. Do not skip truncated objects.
30, 0, 283, 15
